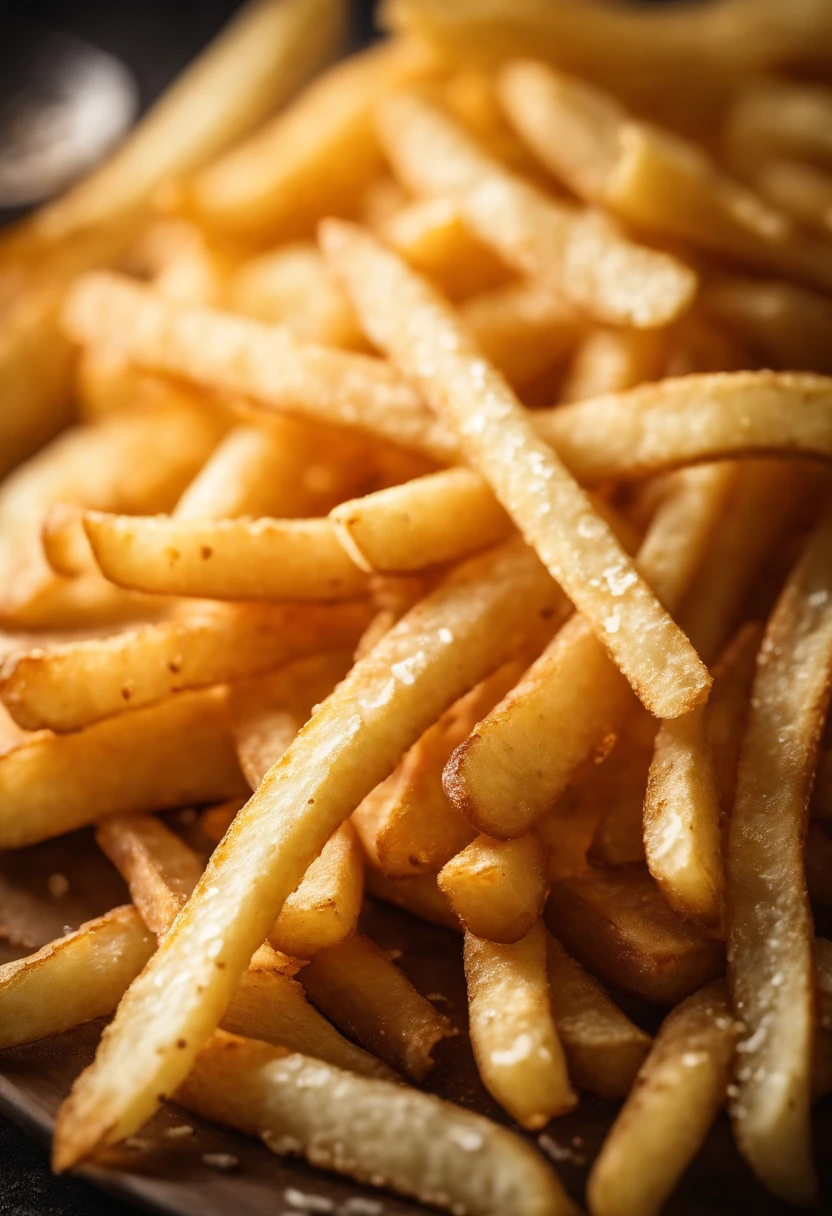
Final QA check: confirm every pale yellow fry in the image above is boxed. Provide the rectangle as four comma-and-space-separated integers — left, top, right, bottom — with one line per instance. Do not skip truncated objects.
0, 601, 369, 733
465, 921, 577, 1128
644, 706, 724, 928
701, 276, 832, 375
188, 38, 437, 238
41, 504, 96, 578
178, 1031, 577, 1216
546, 934, 650, 1102
376, 91, 696, 328
96, 815, 204, 939
445, 465, 732, 838
53, 539, 563, 1166
323, 219, 708, 718
500, 61, 832, 294
588, 981, 737, 1216
84, 511, 369, 602
707, 622, 765, 816
560, 327, 667, 403
726, 504, 832, 1205
333, 467, 512, 574
439, 834, 547, 944
0, 907, 155, 1049
0, 688, 247, 849
62, 272, 456, 463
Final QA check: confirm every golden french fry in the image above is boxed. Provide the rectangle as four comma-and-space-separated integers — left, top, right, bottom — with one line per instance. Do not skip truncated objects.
41, 504, 96, 578
364, 868, 461, 931
323, 219, 708, 718
546, 867, 724, 1005
587, 980, 738, 1216
269, 823, 364, 958
439, 834, 547, 944
445, 466, 731, 839
52, 539, 563, 1166
726, 505, 832, 1205
461, 280, 581, 388
300, 932, 453, 1080
178, 1031, 577, 1216
701, 275, 832, 375
188, 38, 437, 239
0, 600, 369, 733
560, 327, 667, 403
380, 196, 510, 299
546, 933, 651, 1101
84, 511, 369, 602
96, 815, 204, 939
0, 688, 247, 849
464, 921, 577, 1127
375, 91, 696, 328
62, 272, 457, 463
0, 906, 155, 1049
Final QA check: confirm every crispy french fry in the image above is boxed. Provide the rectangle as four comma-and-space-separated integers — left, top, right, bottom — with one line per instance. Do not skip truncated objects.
726, 505, 832, 1205
0, 688, 247, 849
52, 539, 564, 1165
381, 196, 510, 299
587, 980, 738, 1216
62, 272, 457, 463
464, 921, 577, 1127
546, 867, 724, 1005
586, 707, 656, 869
376, 91, 696, 329
0, 600, 369, 733
188, 38, 437, 239
300, 932, 453, 1080
323, 219, 708, 718
701, 276, 832, 375
84, 511, 369, 602
546, 933, 651, 1101
445, 465, 731, 839
364, 868, 461, 931
560, 328, 667, 403
95, 815, 204, 939
0, 906, 155, 1049
439, 834, 547, 944
178, 1031, 576, 1216
269, 823, 364, 958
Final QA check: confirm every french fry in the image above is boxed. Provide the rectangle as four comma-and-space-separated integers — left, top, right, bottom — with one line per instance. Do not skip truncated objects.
0, 688, 247, 849
83, 511, 369, 602
269, 823, 364, 958
62, 272, 457, 463
0, 600, 369, 733
187, 38, 438, 239
364, 868, 461, 931
178, 1031, 577, 1216
461, 280, 581, 388
323, 219, 708, 718
380, 196, 510, 299
439, 834, 547, 944
560, 328, 667, 403
52, 539, 564, 1165
751, 159, 832, 238
353, 661, 526, 877
587, 980, 738, 1216
445, 465, 731, 839
546, 868, 724, 1005
586, 707, 656, 869
723, 81, 832, 177
546, 933, 651, 1101
726, 505, 832, 1205
96, 815, 204, 939
500, 60, 832, 294
700, 275, 832, 375
376, 91, 697, 329
41, 504, 97, 578
706, 622, 764, 816
464, 921, 577, 1127
359, 173, 409, 231
0, 907, 155, 1050
300, 932, 454, 1080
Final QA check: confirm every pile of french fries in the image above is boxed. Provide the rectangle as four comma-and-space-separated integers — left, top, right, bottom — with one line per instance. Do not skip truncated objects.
3, 0, 832, 1212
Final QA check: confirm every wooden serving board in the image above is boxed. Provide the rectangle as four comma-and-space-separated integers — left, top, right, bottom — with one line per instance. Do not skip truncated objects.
0, 830, 829, 1215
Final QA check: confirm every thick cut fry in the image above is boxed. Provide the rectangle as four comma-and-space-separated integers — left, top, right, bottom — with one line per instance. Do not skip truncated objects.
364, 868, 461, 932
0, 907, 155, 1049
643, 707, 724, 928
63, 272, 456, 464
707, 622, 764, 815
353, 662, 525, 877
439, 834, 547, 944
0, 601, 369, 733
300, 933, 453, 1080
3, 0, 344, 254
586, 707, 656, 868
560, 327, 667, 403
178, 1032, 576, 1216
84, 511, 369, 602
0, 688, 247, 849
701, 276, 832, 376
500, 61, 832, 294
376, 91, 696, 328
381, 196, 510, 299
587, 981, 738, 1216
546, 868, 724, 1005
546, 933, 651, 1101
464, 922, 577, 1127
323, 219, 708, 718
332, 467, 512, 574
726, 506, 832, 1205
53, 539, 564, 1166
446, 465, 731, 838
95, 816, 204, 939
188, 38, 437, 238
269, 823, 363, 958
